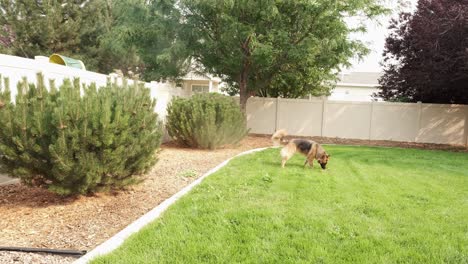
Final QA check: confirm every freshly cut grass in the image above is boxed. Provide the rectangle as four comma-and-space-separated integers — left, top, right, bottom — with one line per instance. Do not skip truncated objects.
93, 146, 468, 263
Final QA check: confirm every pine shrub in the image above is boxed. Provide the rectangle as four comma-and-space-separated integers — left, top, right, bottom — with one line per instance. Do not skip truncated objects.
0, 74, 162, 195
166, 93, 248, 149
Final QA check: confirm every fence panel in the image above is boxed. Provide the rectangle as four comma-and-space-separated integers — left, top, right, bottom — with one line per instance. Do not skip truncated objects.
417, 104, 467, 145
323, 101, 372, 140
371, 103, 420, 142
277, 99, 323, 136
246, 98, 277, 134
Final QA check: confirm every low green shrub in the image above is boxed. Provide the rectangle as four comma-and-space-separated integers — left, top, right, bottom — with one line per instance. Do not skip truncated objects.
166, 93, 248, 149
0, 74, 162, 195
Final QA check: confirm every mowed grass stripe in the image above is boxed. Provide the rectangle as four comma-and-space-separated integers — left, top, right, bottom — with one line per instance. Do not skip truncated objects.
93, 146, 468, 264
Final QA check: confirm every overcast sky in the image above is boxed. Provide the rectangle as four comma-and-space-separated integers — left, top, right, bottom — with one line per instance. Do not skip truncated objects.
346, 0, 418, 73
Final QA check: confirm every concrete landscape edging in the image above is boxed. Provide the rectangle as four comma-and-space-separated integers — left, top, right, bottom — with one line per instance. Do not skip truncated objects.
73, 147, 271, 264
0, 174, 19, 186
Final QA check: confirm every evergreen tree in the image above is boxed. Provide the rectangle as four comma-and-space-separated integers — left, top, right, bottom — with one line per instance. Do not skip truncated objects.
98, 0, 190, 81
1, 1, 90, 57
0, 74, 162, 195
93, 0, 150, 77
166, 93, 248, 149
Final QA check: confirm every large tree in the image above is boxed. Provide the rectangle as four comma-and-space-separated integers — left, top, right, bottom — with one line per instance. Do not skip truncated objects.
102, 0, 191, 81
0, 25, 14, 52
90, 0, 148, 76
0, 1, 104, 65
144, 0, 387, 112
377, 0, 468, 104
0, 0, 143, 74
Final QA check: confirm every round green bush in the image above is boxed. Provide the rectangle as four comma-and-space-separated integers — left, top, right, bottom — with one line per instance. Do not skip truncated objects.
0, 74, 163, 195
166, 93, 248, 149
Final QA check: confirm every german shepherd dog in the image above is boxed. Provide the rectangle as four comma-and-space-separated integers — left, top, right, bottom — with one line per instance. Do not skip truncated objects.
272, 130, 330, 169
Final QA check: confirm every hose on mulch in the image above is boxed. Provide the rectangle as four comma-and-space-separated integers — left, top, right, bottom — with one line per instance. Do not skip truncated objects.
0, 246, 87, 256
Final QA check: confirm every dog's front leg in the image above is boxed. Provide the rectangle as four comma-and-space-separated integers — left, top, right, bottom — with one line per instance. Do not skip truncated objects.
303, 159, 309, 168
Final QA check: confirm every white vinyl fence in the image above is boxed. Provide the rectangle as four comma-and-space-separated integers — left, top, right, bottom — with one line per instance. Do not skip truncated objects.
0, 54, 188, 120
247, 97, 468, 146
2, 54, 467, 146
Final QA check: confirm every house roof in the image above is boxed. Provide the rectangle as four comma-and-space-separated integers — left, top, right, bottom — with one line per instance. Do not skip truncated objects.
181, 72, 222, 82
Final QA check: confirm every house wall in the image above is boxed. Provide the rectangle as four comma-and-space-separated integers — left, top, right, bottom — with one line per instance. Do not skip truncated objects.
246, 97, 468, 146
338, 72, 382, 84
329, 86, 381, 102
183, 80, 220, 95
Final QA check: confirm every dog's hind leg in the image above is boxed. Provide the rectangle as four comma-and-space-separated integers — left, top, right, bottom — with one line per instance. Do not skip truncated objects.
281, 154, 293, 168
281, 157, 289, 168
280, 146, 293, 168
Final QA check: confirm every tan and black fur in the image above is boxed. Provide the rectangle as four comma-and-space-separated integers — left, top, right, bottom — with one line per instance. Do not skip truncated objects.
272, 130, 330, 169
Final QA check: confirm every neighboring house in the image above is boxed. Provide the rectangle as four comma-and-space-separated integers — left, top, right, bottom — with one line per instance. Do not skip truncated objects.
328, 71, 383, 102
201, 71, 383, 102
180, 72, 222, 95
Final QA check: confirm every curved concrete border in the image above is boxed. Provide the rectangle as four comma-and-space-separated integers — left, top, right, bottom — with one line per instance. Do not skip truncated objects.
0, 174, 19, 186
73, 147, 270, 264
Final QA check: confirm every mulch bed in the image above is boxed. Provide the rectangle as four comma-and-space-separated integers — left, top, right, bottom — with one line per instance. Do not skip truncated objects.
0, 135, 465, 263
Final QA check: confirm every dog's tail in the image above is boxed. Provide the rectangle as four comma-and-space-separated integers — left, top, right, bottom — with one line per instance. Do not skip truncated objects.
272, 129, 288, 146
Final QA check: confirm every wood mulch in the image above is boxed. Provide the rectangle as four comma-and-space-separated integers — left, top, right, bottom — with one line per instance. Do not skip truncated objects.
0, 135, 465, 263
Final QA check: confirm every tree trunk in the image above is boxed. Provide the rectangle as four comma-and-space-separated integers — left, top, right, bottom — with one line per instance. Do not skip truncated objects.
239, 58, 250, 114
239, 72, 248, 114
239, 36, 252, 115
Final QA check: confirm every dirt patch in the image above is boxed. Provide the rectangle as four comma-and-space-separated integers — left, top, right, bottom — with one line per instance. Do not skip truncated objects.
0, 136, 271, 264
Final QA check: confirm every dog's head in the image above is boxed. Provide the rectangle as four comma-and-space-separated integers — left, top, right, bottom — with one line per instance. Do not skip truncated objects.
318, 153, 330, 169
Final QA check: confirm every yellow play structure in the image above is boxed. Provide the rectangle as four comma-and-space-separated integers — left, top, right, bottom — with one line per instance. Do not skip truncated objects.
49, 54, 86, 70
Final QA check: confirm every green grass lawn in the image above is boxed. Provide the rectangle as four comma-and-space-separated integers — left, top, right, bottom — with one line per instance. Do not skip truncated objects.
93, 146, 468, 264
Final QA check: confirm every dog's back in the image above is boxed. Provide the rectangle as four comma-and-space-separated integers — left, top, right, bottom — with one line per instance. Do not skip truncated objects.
293, 139, 312, 155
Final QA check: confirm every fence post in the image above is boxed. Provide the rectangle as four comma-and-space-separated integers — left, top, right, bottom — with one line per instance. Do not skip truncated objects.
416, 101, 422, 143
464, 105, 468, 148
320, 97, 326, 137
275, 97, 280, 132
368, 101, 374, 140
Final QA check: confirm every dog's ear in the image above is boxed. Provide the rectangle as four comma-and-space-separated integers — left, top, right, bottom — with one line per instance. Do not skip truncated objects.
326, 154, 331, 158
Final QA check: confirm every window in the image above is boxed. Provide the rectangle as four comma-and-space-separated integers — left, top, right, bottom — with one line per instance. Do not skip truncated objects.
192, 85, 209, 93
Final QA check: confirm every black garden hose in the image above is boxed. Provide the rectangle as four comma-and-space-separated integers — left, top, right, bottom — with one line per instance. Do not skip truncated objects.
0, 246, 87, 256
